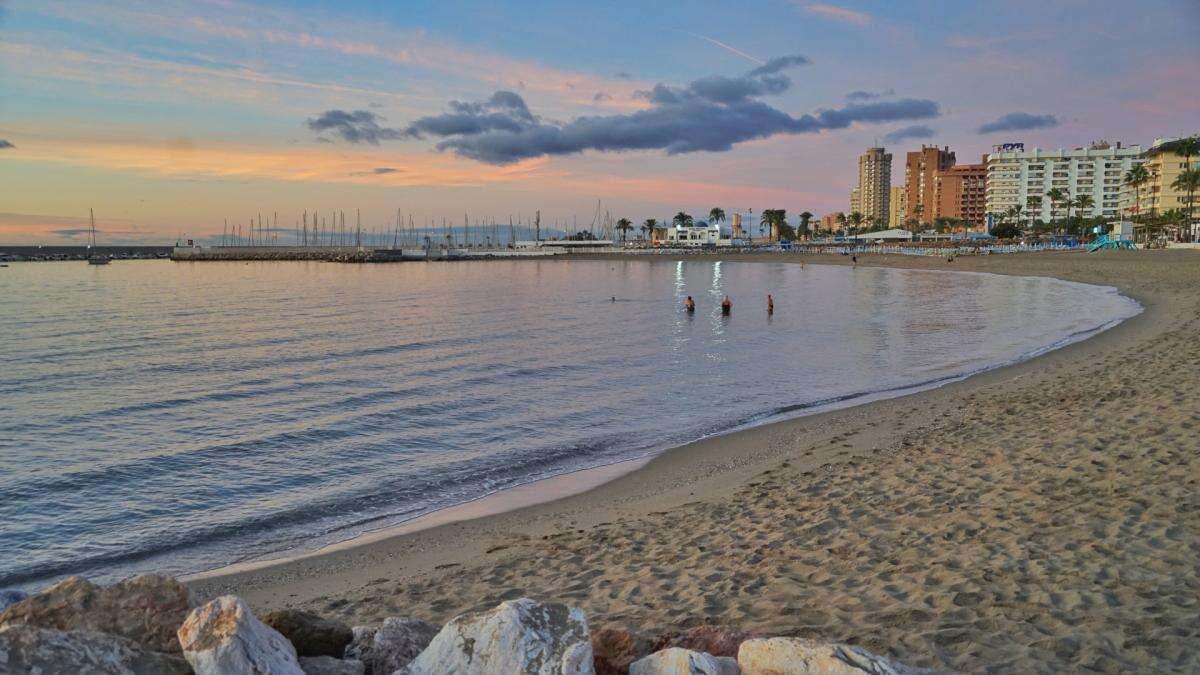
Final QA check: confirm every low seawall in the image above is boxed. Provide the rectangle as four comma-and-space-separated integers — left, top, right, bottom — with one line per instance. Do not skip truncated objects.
170, 246, 563, 262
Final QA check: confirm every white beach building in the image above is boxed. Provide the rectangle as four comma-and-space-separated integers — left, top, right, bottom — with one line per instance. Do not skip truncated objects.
664, 221, 732, 247
856, 228, 913, 243
985, 141, 1144, 223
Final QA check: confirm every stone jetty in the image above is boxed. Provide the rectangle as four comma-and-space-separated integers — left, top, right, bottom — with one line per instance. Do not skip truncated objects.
0, 575, 935, 673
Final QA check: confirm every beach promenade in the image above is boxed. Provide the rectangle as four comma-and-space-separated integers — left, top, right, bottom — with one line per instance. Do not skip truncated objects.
190, 250, 1200, 673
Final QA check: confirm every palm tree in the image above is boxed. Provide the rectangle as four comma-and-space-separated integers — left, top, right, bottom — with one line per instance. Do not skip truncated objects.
835, 212, 847, 236
774, 210, 789, 240
798, 211, 813, 239
1005, 204, 1023, 233
1174, 137, 1199, 239
760, 209, 780, 241
912, 203, 924, 229
1026, 195, 1042, 229
1072, 195, 1094, 239
708, 207, 726, 227
848, 211, 863, 239
1124, 165, 1150, 222
642, 218, 658, 242
615, 218, 633, 242
1171, 169, 1200, 239
1046, 188, 1067, 234
672, 211, 693, 228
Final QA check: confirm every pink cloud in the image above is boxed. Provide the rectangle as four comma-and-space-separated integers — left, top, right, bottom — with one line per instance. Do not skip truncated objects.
802, 3, 871, 26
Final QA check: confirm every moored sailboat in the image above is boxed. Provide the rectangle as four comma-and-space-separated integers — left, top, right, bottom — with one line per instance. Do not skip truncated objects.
87, 209, 110, 265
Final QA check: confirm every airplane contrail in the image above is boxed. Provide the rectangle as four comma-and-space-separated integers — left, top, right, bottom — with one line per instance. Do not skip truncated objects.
681, 31, 765, 65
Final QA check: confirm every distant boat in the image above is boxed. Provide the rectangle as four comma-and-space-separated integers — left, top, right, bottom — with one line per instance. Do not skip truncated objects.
87, 208, 110, 265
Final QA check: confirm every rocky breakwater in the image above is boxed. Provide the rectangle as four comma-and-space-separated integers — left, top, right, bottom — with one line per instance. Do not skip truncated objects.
1, 575, 935, 673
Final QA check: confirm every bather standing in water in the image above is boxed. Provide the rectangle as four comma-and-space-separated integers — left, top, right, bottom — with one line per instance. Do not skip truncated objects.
721, 295, 732, 315
767, 294, 774, 315
684, 296, 695, 313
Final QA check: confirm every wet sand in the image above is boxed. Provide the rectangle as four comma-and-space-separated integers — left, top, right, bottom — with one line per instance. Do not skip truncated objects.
190, 250, 1200, 673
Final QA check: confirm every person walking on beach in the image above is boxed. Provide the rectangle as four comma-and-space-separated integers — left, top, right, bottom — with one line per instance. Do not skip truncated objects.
684, 296, 695, 313
851, 254, 858, 267
767, 294, 774, 315
721, 295, 732, 315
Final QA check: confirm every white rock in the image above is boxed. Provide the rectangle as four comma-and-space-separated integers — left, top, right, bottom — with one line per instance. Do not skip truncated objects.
301, 654, 366, 675
177, 595, 304, 675
399, 597, 594, 675
561, 639, 596, 675
631, 646, 740, 674
737, 637, 928, 674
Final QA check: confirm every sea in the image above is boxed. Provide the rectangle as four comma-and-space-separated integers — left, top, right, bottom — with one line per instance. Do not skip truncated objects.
0, 258, 1141, 590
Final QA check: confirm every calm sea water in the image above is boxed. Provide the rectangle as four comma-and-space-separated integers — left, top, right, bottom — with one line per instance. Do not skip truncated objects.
0, 258, 1139, 589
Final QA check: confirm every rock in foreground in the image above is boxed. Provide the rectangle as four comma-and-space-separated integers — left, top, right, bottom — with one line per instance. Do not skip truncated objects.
631, 646, 739, 674
0, 624, 191, 675
738, 637, 930, 674
300, 654, 366, 675
399, 597, 593, 675
343, 617, 439, 674
0, 574, 193, 653
178, 594, 303, 675
592, 626, 656, 675
655, 626, 760, 658
263, 608, 354, 657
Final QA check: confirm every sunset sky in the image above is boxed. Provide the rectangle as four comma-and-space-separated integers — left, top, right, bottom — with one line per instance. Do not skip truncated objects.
1, 0, 1197, 244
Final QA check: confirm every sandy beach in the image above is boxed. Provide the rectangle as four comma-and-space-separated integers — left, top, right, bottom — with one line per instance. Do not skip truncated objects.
189, 250, 1200, 673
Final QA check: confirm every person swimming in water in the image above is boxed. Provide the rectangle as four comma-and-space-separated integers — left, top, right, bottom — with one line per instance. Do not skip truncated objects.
721, 295, 732, 315
767, 294, 774, 315
684, 296, 695, 313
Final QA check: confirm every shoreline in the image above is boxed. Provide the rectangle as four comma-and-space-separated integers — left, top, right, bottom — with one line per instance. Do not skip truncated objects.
188, 250, 1200, 672
183, 263, 1137, 584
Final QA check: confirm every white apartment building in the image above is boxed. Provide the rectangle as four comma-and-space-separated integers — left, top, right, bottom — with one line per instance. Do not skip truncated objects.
985, 141, 1144, 222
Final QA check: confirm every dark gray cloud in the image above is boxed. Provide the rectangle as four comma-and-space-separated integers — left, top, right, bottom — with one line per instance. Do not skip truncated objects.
306, 109, 403, 144
372, 167, 400, 174
0, 139, 14, 149
52, 228, 92, 238
846, 89, 894, 101
593, 92, 612, 102
359, 56, 938, 165
883, 124, 935, 143
747, 54, 811, 76
978, 112, 1058, 134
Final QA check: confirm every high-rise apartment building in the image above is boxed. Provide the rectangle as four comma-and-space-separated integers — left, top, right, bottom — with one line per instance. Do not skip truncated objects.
986, 141, 1143, 222
820, 212, 843, 232
1119, 137, 1198, 218
888, 186, 907, 227
933, 157, 988, 230
905, 145, 956, 225
855, 147, 892, 226
849, 187, 860, 216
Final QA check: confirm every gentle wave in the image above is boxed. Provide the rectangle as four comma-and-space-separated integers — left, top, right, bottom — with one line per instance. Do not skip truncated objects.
0, 260, 1140, 589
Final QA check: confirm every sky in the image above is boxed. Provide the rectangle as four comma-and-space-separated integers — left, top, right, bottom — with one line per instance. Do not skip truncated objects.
1, 0, 1198, 244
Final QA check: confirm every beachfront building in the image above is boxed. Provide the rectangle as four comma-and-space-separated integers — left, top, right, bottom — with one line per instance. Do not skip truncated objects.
1118, 137, 1198, 219
888, 186, 907, 227
985, 141, 1143, 223
857, 228, 914, 243
849, 187, 860, 216
934, 158, 988, 230
905, 145, 956, 225
820, 212, 843, 233
855, 147, 892, 226
665, 221, 732, 247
